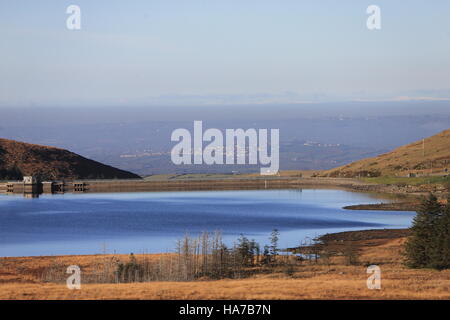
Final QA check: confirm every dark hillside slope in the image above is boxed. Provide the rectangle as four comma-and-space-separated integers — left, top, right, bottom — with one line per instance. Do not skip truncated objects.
0, 138, 141, 180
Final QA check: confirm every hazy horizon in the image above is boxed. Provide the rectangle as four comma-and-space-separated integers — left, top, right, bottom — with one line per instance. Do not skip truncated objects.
1, 0, 450, 108
2, 1, 450, 174
1, 101, 449, 175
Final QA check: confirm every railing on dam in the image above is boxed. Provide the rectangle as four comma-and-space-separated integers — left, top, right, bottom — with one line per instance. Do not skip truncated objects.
0, 177, 307, 197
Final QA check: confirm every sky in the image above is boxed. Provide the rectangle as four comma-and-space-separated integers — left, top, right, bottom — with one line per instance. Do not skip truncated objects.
1, 0, 450, 107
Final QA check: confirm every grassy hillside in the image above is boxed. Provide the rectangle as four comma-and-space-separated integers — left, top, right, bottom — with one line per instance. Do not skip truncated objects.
325, 129, 450, 178
0, 138, 141, 180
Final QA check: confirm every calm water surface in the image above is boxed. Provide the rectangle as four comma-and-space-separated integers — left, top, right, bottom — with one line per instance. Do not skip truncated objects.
0, 189, 415, 257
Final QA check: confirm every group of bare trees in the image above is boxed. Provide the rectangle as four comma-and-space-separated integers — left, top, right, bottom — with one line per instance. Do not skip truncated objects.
115, 230, 282, 282
41, 229, 287, 284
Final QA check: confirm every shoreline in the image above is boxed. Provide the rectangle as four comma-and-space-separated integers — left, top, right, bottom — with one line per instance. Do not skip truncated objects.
0, 175, 430, 208
0, 228, 411, 259
342, 202, 419, 211
3, 228, 450, 300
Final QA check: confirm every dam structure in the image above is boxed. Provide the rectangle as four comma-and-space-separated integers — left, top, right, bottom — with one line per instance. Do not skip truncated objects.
0, 176, 309, 197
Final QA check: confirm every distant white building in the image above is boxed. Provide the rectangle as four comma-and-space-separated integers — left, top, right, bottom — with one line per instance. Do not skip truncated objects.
23, 176, 37, 184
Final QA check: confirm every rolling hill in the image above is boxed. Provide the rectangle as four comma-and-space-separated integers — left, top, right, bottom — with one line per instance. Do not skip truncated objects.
325, 129, 450, 177
0, 138, 141, 180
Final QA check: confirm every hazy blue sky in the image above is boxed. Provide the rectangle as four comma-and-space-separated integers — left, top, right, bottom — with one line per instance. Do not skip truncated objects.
1, 0, 450, 107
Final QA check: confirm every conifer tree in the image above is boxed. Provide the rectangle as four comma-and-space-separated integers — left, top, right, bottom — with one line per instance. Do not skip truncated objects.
405, 194, 449, 269
429, 197, 450, 269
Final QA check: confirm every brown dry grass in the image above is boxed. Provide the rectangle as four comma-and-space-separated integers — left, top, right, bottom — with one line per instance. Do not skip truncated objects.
324, 128, 450, 176
1, 237, 449, 300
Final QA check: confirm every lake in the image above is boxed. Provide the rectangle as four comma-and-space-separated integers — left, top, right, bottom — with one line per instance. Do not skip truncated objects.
0, 189, 415, 257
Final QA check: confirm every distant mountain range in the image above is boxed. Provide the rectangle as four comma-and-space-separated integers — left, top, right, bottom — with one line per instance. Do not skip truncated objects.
1, 103, 450, 175
0, 138, 141, 180
1, 128, 449, 180
325, 129, 450, 177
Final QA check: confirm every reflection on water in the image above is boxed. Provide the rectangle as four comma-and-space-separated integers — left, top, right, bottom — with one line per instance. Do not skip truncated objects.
0, 189, 415, 257
23, 193, 39, 199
